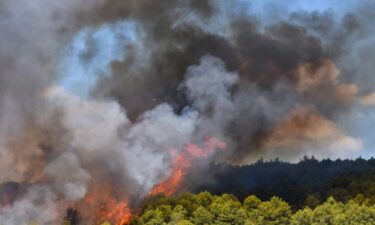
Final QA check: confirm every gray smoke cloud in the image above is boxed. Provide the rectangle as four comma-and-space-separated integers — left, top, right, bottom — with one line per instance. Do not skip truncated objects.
0, 54, 236, 224
0, 0, 104, 137
0, 0, 375, 224
0, 185, 57, 225
0, 0, 106, 223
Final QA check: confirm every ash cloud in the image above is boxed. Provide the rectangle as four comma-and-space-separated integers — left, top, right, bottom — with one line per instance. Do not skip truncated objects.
0, 0, 375, 224
92, 0, 374, 162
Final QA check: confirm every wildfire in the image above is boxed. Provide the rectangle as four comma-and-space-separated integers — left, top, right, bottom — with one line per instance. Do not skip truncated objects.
103, 201, 131, 225
79, 184, 132, 225
149, 137, 226, 196
149, 154, 190, 196
79, 137, 226, 225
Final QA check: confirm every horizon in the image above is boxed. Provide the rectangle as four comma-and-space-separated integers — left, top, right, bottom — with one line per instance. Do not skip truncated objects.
0, 1, 375, 224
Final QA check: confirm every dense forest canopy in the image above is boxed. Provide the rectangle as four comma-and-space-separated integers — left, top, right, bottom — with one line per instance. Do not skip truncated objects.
1, 0, 375, 224
193, 156, 375, 208
59, 157, 375, 225
126, 193, 375, 225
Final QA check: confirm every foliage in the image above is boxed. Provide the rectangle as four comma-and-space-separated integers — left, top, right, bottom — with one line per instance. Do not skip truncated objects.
196, 156, 375, 208
291, 197, 375, 225
63, 208, 81, 225
61, 157, 375, 225
326, 171, 375, 205
128, 193, 375, 225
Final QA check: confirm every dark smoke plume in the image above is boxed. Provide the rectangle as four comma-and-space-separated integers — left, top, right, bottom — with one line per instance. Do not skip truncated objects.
0, 0, 375, 224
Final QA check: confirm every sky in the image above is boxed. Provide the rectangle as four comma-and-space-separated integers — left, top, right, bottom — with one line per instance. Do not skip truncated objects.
57, 0, 375, 159
1, 1, 375, 224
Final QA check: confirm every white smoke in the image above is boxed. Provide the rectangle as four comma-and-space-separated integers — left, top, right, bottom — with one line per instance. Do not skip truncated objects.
181, 55, 238, 139
0, 53, 239, 224
2, 45, 365, 223
45, 152, 90, 201
1, 0, 374, 222
59, 21, 139, 98
0, 185, 58, 225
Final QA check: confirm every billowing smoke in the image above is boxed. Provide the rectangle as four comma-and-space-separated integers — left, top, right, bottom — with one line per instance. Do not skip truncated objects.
0, 0, 375, 224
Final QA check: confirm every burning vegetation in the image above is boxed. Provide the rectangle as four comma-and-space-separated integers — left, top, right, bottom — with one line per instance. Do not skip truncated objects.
1, 0, 375, 224
77, 184, 132, 225
149, 137, 226, 197
59, 137, 226, 225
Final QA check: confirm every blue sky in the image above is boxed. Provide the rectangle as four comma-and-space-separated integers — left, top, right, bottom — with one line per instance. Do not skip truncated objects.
59, 21, 138, 98
59, 0, 362, 99
57, 0, 375, 159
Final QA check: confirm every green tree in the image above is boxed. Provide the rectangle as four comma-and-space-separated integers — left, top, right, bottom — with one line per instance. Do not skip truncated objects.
130, 191, 375, 225
243, 195, 261, 211
170, 205, 188, 223
195, 191, 214, 208
174, 220, 194, 225
192, 206, 213, 225
291, 208, 314, 225
209, 194, 246, 225
253, 197, 291, 225
304, 193, 322, 209
140, 208, 167, 225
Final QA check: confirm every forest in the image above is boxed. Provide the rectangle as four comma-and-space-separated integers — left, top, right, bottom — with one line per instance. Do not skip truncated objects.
194, 156, 375, 209
2, 0, 375, 224
127, 193, 375, 225
63, 157, 375, 225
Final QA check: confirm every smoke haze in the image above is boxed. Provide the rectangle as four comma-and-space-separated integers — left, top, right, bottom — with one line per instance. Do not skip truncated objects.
0, 0, 375, 224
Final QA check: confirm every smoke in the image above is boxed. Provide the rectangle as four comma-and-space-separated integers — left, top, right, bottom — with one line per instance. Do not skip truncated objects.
261, 107, 362, 161
45, 152, 90, 201
1, 0, 375, 224
59, 20, 139, 98
0, 185, 58, 225
359, 93, 375, 106
181, 56, 238, 140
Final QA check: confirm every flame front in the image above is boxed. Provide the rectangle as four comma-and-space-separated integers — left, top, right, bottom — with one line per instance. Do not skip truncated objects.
149, 154, 190, 196
77, 137, 226, 224
105, 201, 132, 225
149, 137, 226, 196
79, 184, 132, 225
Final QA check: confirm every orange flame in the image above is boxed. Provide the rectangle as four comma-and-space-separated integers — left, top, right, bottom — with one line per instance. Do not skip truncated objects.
149, 137, 226, 196
80, 137, 226, 224
149, 154, 190, 196
80, 184, 132, 225
104, 200, 132, 225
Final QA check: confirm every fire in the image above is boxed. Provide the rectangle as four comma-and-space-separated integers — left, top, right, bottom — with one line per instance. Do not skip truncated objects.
78, 137, 226, 224
79, 184, 132, 225
149, 154, 190, 196
102, 200, 131, 225
149, 137, 226, 196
